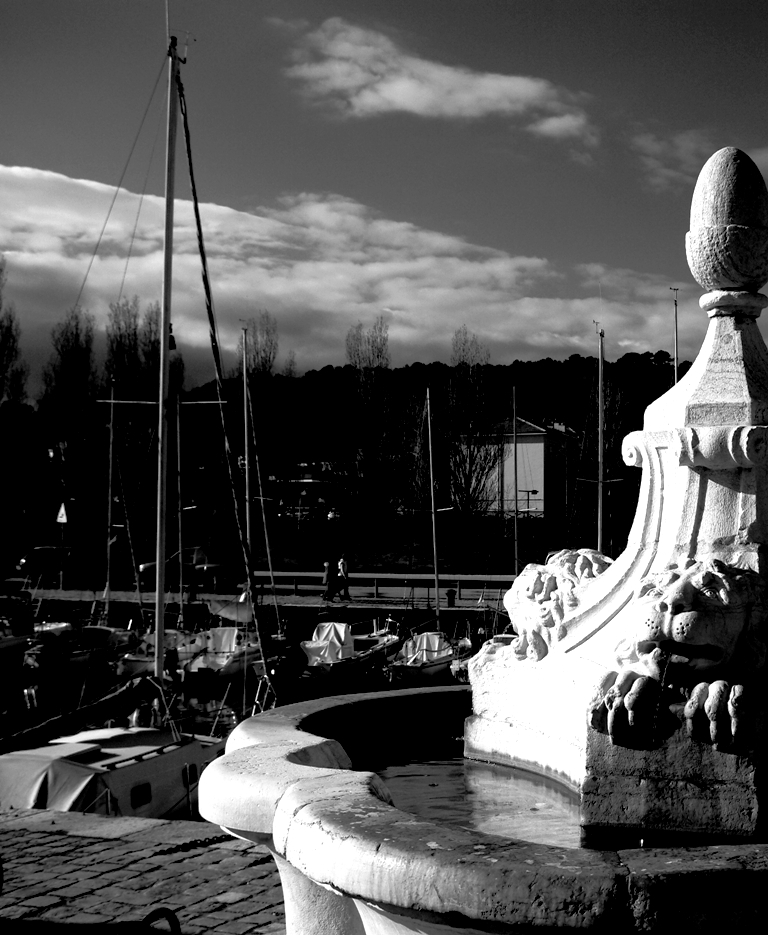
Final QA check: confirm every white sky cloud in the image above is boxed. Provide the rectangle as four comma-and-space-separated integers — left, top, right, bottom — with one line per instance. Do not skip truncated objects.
282, 17, 598, 147
1, 165, 709, 393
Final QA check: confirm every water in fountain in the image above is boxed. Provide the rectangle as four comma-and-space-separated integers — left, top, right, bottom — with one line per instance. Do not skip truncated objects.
379, 756, 580, 847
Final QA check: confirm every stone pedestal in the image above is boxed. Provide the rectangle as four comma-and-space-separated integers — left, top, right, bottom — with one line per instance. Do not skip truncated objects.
467, 147, 768, 844
582, 730, 763, 846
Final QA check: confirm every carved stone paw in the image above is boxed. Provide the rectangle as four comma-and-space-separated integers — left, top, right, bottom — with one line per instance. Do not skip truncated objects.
589, 669, 671, 744
676, 680, 746, 747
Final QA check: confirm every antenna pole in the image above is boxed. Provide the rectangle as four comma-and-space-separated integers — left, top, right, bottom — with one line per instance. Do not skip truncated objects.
154, 36, 180, 680
670, 287, 679, 383
513, 386, 518, 575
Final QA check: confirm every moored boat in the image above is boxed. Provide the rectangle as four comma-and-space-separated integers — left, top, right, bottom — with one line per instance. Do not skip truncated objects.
390, 630, 454, 681
0, 724, 224, 818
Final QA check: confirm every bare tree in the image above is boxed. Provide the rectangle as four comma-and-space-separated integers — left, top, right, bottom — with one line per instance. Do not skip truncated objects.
345, 315, 391, 369
282, 349, 297, 378
345, 322, 365, 368
137, 301, 162, 398
0, 256, 29, 404
239, 311, 278, 374
39, 306, 98, 436
448, 325, 496, 514
105, 296, 140, 395
451, 323, 491, 367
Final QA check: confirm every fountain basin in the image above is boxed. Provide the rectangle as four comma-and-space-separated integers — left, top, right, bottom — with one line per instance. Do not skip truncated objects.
199, 686, 768, 932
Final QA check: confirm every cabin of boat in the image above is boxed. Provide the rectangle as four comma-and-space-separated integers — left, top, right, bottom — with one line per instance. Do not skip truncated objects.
0, 726, 225, 818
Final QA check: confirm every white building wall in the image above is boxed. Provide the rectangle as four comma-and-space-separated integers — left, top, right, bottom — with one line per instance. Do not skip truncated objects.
489, 435, 545, 514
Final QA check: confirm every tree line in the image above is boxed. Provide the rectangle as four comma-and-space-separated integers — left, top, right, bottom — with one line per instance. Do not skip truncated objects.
0, 265, 688, 583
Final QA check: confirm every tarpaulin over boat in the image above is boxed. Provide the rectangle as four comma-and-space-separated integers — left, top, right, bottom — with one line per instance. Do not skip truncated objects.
187, 626, 250, 672
398, 632, 453, 667
208, 598, 254, 623
301, 622, 355, 666
0, 743, 99, 810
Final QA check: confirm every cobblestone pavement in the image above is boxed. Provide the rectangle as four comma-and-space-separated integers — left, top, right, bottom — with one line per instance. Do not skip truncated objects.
0, 810, 285, 934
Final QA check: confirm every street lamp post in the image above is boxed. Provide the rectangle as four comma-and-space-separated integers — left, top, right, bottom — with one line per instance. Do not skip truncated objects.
670, 287, 679, 383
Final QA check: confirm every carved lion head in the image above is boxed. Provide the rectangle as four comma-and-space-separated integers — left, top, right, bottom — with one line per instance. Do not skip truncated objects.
617, 559, 767, 683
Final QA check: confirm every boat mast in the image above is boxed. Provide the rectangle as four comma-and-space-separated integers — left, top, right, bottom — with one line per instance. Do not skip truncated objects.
596, 322, 605, 553
242, 327, 252, 554
176, 392, 184, 629
155, 36, 180, 680
104, 382, 115, 620
426, 388, 440, 623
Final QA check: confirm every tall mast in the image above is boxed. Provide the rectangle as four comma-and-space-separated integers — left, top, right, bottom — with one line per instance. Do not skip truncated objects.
104, 382, 115, 619
176, 392, 184, 628
242, 327, 252, 554
426, 389, 440, 624
596, 322, 605, 553
154, 36, 180, 680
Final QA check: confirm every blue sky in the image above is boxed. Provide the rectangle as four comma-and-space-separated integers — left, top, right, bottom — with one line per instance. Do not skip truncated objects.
3, 0, 768, 390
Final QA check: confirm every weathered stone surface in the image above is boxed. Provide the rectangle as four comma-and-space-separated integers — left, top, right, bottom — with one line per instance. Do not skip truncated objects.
686, 147, 768, 292
197, 147, 768, 932
468, 148, 768, 847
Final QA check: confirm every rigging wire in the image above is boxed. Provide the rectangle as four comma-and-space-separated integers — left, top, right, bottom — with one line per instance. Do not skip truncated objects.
176, 74, 267, 668
73, 58, 167, 312
246, 378, 282, 633
117, 102, 166, 305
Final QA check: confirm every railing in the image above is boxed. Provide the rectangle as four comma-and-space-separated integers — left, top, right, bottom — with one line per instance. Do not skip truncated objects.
30, 571, 516, 603
249, 571, 515, 600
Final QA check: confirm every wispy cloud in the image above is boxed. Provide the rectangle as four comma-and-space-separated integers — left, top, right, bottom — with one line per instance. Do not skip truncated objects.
630, 129, 716, 191
1, 165, 707, 391
280, 17, 598, 146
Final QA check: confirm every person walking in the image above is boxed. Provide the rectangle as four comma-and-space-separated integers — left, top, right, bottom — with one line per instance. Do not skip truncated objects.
337, 554, 351, 601
322, 560, 338, 602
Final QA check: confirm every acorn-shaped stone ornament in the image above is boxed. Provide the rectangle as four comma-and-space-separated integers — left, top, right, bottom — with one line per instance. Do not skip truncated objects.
685, 147, 768, 292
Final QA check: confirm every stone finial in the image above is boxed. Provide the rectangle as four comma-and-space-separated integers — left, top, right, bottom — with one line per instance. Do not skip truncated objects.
685, 147, 768, 298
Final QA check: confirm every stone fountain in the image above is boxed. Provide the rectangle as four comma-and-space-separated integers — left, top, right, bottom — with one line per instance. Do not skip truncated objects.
199, 148, 768, 932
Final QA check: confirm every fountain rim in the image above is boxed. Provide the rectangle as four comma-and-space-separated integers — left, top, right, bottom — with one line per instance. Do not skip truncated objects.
199, 685, 768, 929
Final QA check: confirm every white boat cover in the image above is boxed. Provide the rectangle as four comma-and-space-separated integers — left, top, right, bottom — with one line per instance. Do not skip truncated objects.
301, 622, 355, 666
186, 627, 259, 672
208, 597, 254, 623
398, 631, 453, 667
0, 744, 99, 810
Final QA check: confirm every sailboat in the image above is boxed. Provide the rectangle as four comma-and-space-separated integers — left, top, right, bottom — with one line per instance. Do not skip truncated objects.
0, 37, 230, 819
389, 389, 454, 681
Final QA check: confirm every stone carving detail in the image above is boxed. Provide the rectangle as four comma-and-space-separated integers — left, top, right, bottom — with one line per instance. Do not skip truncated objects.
504, 548, 613, 660
588, 560, 767, 746
467, 147, 768, 841
685, 147, 768, 291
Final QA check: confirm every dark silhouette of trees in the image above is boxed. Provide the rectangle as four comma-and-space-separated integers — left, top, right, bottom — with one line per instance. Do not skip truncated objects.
39, 306, 98, 428
2, 303, 693, 579
447, 326, 496, 515
0, 257, 28, 405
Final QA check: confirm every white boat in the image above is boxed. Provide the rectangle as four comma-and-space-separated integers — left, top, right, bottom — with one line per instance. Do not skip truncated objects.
0, 725, 224, 818
117, 628, 206, 679
390, 631, 454, 680
185, 625, 263, 679
301, 621, 401, 670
